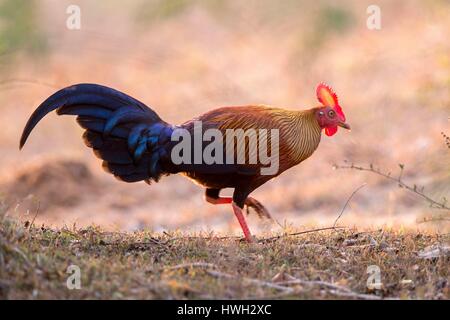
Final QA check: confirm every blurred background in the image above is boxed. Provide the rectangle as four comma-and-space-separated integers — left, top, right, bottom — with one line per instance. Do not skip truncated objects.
0, 0, 448, 234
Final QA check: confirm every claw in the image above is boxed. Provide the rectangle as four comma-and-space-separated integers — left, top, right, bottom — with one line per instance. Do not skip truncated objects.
244, 197, 272, 220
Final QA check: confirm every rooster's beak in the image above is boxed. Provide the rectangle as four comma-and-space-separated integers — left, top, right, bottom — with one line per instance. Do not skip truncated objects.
338, 122, 351, 130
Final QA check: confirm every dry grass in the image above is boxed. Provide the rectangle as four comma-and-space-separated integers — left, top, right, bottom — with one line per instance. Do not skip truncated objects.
0, 212, 448, 299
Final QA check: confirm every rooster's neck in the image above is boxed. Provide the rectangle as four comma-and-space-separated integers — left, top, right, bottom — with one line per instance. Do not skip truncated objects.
281, 108, 322, 164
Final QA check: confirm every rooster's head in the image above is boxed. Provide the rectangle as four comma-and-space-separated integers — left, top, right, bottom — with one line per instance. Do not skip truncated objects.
314, 83, 350, 136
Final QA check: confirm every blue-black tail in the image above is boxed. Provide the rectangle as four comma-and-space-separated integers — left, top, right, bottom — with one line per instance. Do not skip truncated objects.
20, 83, 175, 184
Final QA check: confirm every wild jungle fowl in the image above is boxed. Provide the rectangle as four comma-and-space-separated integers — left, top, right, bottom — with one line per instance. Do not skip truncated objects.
20, 83, 350, 242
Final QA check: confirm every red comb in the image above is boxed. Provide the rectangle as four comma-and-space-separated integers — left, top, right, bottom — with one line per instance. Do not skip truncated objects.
316, 83, 345, 121
316, 83, 338, 107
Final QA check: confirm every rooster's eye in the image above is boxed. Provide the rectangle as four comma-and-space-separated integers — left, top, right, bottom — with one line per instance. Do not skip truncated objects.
328, 110, 335, 117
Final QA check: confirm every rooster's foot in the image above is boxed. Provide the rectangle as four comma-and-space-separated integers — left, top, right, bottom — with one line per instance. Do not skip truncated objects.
244, 197, 272, 220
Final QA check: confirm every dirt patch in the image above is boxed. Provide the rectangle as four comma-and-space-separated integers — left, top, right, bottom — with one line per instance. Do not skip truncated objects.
0, 159, 101, 213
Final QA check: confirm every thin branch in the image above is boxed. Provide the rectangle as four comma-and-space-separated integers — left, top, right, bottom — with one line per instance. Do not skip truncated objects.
335, 163, 450, 211
327, 289, 385, 300
29, 201, 40, 230
206, 270, 295, 293
206, 270, 383, 300
162, 233, 240, 244
258, 226, 347, 243
333, 183, 367, 228
280, 279, 383, 300
258, 183, 367, 242
160, 227, 347, 245
101, 237, 168, 248
163, 262, 218, 271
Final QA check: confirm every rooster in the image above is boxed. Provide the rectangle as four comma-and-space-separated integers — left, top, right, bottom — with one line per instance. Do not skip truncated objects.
20, 83, 349, 242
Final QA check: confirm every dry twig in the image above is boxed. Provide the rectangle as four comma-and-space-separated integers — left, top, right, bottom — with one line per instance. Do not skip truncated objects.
333, 183, 367, 227
29, 201, 40, 230
164, 262, 218, 271
206, 269, 383, 300
335, 163, 450, 211
258, 226, 346, 243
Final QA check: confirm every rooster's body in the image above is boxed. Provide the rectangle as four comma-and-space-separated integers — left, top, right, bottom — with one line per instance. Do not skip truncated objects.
20, 83, 349, 242
183, 106, 322, 197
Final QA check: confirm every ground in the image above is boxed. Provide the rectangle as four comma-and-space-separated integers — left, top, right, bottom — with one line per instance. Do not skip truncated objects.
0, 213, 448, 299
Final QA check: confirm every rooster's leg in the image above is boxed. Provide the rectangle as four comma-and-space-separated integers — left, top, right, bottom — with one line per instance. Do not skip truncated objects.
204, 188, 232, 204
205, 188, 254, 242
232, 202, 253, 243
205, 189, 270, 220
205, 196, 232, 205
233, 189, 254, 243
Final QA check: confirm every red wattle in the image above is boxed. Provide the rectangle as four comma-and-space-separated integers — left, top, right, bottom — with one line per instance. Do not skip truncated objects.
325, 126, 338, 136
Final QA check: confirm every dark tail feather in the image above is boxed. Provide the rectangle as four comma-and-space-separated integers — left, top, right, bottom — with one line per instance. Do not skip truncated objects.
20, 83, 174, 183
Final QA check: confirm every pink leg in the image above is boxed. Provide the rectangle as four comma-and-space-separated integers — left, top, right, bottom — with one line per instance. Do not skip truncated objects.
205, 195, 253, 242
232, 203, 253, 243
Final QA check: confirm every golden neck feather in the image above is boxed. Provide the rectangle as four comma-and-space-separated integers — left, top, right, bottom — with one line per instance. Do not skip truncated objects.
276, 109, 322, 164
